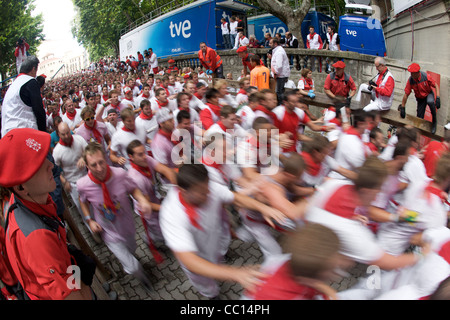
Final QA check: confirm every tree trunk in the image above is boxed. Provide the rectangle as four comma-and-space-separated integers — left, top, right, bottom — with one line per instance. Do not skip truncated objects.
257, 0, 311, 48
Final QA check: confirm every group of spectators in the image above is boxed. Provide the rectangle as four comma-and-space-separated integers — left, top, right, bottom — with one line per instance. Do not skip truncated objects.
0, 30, 449, 301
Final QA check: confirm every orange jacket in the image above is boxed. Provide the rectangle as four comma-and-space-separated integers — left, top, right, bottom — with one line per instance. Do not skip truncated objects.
198, 47, 222, 71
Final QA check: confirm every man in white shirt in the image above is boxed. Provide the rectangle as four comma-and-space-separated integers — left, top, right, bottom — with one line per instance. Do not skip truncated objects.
148, 48, 158, 74
328, 109, 371, 180
270, 38, 290, 104
110, 108, 148, 170
159, 164, 287, 299
52, 122, 88, 222
61, 98, 82, 131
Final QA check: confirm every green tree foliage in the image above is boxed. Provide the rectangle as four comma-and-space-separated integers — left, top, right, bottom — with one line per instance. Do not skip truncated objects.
0, 0, 44, 78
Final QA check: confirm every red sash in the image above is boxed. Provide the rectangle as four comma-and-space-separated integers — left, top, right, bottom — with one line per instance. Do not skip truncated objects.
85, 121, 103, 143
178, 190, 202, 230
88, 166, 116, 214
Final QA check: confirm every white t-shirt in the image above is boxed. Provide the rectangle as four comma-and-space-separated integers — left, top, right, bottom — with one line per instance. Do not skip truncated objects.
52, 134, 88, 183
110, 126, 148, 169
160, 183, 234, 260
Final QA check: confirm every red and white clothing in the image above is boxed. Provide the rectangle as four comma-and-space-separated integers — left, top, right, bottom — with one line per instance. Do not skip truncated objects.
300, 151, 331, 188
235, 89, 248, 107
135, 92, 154, 110
150, 97, 177, 113
328, 127, 366, 180
272, 106, 311, 153
159, 183, 235, 298
61, 109, 82, 130
357, 68, 395, 111
339, 226, 450, 300
135, 111, 158, 142
110, 125, 148, 169
244, 254, 329, 300
297, 77, 314, 91
236, 105, 255, 130
305, 179, 385, 264
199, 103, 221, 130
377, 179, 448, 256
306, 32, 323, 50
422, 141, 449, 178
150, 130, 178, 169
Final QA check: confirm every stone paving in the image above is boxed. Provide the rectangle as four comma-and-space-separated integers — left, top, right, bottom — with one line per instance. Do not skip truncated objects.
65, 198, 369, 300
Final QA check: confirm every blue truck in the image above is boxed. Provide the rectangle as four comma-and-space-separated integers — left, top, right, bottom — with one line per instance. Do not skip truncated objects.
119, 0, 387, 60
247, 11, 336, 48
119, 0, 256, 61
247, 6, 387, 56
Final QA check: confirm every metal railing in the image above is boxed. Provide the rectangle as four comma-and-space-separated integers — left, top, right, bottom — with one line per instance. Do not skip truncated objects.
120, 0, 198, 36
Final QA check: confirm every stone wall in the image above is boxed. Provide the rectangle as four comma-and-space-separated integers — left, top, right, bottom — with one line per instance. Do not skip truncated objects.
158, 47, 449, 126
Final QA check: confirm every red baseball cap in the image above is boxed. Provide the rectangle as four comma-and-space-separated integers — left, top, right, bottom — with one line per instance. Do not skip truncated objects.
407, 63, 420, 73
236, 46, 247, 53
332, 61, 346, 69
123, 86, 132, 94
168, 59, 175, 63
0, 128, 51, 187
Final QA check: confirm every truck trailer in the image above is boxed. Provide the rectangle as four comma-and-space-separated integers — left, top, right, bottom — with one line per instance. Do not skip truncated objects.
119, 0, 256, 61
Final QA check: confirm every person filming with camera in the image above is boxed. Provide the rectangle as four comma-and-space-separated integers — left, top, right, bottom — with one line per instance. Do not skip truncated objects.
15, 37, 30, 74
354, 57, 395, 113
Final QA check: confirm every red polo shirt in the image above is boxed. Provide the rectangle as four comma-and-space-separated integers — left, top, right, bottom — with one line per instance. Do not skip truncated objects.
324, 72, 356, 98
405, 72, 436, 99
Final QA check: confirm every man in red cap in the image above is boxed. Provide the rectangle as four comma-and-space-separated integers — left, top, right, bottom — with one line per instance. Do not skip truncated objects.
399, 63, 440, 134
167, 59, 179, 74
324, 61, 356, 104
0, 128, 93, 300
237, 46, 263, 77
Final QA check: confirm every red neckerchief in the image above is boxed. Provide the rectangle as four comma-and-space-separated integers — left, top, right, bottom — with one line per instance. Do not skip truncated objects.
110, 102, 120, 111
130, 161, 152, 179
139, 112, 153, 120
328, 118, 342, 127
66, 110, 77, 121
206, 103, 221, 117
102, 94, 108, 102
59, 136, 74, 148
202, 156, 229, 184
122, 126, 135, 134
309, 32, 316, 38
194, 92, 203, 100
75, 91, 80, 97
237, 88, 247, 95
300, 152, 322, 176
424, 181, 447, 204
141, 93, 150, 99
248, 261, 325, 300
158, 129, 176, 145
365, 142, 379, 153
217, 121, 228, 132
88, 166, 116, 214
345, 126, 362, 139
302, 77, 314, 90
85, 120, 103, 143
254, 105, 279, 127
157, 99, 169, 108
161, 85, 170, 97
178, 189, 202, 230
